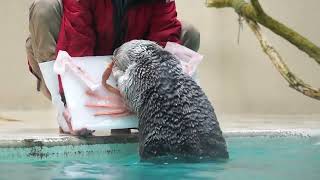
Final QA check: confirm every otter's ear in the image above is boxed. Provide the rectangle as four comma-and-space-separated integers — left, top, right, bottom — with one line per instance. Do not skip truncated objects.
113, 48, 119, 56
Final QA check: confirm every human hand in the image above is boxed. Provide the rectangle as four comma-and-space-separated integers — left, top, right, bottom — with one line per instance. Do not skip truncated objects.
59, 107, 95, 137
164, 42, 203, 76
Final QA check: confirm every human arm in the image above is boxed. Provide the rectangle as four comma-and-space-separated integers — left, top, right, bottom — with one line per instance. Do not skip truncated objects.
56, 0, 96, 57
145, 0, 182, 47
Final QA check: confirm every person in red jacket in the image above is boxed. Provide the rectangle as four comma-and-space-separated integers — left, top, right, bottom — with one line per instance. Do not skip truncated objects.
26, 0, 200, 135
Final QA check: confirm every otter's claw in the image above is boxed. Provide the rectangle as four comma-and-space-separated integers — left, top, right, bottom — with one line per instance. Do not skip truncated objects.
102, 59, 121, 96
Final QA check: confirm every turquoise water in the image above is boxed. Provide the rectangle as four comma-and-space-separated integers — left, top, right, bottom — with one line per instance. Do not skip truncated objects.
0, 136, 319, 180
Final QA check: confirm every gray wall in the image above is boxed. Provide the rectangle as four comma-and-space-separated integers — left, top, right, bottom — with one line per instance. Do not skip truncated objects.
0, 0, 319, 114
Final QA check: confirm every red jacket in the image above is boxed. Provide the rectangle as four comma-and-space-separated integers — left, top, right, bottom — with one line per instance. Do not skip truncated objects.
56, 0, 182, 57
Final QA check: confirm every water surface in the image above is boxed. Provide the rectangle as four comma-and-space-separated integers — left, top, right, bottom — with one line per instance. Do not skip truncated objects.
0, 136, 319, 180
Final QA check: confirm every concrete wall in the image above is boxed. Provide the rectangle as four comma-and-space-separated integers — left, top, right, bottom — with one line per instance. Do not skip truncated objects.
0, 0, 51, 110
0, 0, 319, 114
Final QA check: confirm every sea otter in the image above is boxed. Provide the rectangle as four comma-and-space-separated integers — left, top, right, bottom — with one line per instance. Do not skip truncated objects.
103, 40, 229, 161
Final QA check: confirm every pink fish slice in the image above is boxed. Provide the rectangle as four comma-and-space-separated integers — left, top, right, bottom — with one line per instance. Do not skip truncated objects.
85, 89, 126, 109
85, 89, 123, 103
94, 109, 132, 117
54, 51, 100, 91
101, 58, 122, 96
85, 66, 132, 116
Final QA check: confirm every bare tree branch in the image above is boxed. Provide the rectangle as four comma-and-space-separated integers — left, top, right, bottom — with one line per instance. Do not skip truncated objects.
205, 0, 320, 100
206, 0, 320, 65
246, 20, 320, 100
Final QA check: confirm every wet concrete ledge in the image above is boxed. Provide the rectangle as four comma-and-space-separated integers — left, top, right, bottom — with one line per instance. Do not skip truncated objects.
0, 134, 139, 149
0, 129, 319, 162
1, 112, 320, 149
0, 129, 319, 149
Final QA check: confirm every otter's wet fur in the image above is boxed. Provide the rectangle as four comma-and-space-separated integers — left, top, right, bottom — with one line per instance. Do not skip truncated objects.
112, 40, 229, 161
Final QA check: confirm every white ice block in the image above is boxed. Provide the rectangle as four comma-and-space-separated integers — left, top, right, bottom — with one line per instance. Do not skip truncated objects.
39, 55, 138, 131
39, 43, 203, 132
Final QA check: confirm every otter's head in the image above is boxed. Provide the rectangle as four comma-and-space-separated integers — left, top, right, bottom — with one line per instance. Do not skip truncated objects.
113, 40, 162, 71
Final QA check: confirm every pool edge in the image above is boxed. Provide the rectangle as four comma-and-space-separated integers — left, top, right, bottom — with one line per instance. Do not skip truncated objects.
0, 134, 139, 148
0, 129, 319, 148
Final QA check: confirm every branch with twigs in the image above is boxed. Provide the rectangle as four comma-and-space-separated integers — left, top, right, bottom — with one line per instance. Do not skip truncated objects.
206, 0, 320, 100
246, 20, 320, 100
